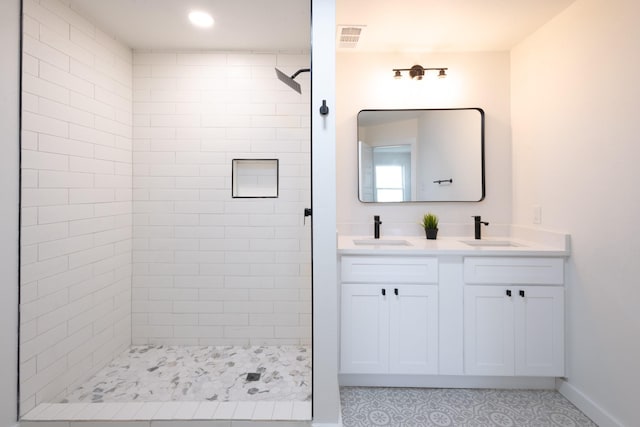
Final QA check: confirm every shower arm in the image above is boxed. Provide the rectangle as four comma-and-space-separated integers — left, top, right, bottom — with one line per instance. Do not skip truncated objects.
290, 68, 310, 79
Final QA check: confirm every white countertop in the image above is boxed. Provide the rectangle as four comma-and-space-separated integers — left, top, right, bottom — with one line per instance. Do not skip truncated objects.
337, 234, 570, 256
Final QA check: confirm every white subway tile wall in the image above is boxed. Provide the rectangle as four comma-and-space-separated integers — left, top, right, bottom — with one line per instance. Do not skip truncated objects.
131, 51, 311, 346
20, 0, 133, 416
20, 0, 311, 417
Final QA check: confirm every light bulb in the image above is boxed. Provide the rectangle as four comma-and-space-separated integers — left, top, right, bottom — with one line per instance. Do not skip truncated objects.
189, 11, 214, 28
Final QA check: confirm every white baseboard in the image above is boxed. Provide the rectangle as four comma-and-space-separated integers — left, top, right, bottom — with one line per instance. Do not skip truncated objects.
557, 379, 623, 427
340, 374, 556, 389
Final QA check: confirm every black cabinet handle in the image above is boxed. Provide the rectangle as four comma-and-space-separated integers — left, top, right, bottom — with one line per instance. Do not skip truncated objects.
394, 288, 398, 296
519, 290, 525, 298
506, 289, 512, 297
381, 289, 386, 296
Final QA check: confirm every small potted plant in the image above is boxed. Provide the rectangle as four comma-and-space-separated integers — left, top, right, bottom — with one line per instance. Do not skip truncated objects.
421, 212, 439, 240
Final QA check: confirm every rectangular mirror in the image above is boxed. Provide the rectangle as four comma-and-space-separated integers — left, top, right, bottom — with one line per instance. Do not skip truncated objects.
358, 108, 485, 202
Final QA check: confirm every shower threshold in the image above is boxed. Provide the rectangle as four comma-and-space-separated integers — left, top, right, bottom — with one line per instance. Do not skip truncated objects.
21, 400, 311, 425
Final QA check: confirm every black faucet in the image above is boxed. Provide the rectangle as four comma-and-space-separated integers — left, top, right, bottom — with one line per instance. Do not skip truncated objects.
374, 215, 382, 239
472, 216, 489, 239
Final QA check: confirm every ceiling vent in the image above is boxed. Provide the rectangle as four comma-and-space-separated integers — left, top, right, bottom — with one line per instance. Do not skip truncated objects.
337, 25, 366, 49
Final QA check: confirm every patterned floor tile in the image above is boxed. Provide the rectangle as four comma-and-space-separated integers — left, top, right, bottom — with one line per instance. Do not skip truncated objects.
340, 387, 597, 427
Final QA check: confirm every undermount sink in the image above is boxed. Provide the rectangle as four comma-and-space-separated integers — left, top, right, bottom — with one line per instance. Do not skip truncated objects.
353, 239, 412, 246
461, 240, 522, 247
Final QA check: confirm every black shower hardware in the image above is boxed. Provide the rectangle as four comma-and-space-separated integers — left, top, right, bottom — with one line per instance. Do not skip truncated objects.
374, 215, 382, 239
472, 216, 489, 239
274, 67, 310, 94
320, 100, 329, 116
246, 372, 261, 381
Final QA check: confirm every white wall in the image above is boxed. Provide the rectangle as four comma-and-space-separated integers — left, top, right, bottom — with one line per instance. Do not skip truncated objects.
311, 0, 340, 423
337, 52, 512, 236
19, 0, 133, 415
511, 0, 640, 425
1, 0, 20, 424
131, 51, 311, 345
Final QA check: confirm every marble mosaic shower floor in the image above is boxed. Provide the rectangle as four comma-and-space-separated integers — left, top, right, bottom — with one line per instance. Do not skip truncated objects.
61, 345, 311, 403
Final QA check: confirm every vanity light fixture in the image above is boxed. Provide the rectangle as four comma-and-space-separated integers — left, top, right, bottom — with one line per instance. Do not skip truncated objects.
188, 10, 214, 28
392, 65, 448, 80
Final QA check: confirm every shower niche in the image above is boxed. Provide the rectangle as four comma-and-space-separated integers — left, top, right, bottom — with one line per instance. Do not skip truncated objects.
232, 159, 279, 198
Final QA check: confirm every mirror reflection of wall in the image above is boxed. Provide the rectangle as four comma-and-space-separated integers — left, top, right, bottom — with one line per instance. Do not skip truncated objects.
358, 108, 484, 202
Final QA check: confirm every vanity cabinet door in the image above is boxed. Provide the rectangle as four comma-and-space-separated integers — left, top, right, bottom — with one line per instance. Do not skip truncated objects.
514, 286, 564, 376
464, 285, 515, 376
464, 285, 565, 377
389, 285, 439, 374
341, 284, 389, 374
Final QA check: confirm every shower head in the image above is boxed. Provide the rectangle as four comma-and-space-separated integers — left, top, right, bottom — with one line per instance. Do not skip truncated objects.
275, 67, 310, 94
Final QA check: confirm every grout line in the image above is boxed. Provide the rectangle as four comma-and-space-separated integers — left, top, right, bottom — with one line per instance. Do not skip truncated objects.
95, 402, 126, 420
252, 401, 275, 420
21, 403, 51, 420
193, 401, 218, 419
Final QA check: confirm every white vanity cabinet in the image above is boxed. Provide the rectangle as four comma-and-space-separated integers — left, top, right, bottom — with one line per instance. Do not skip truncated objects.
340, 256, 439, 375
463, 257, 565, 377
338, 234, 570, 387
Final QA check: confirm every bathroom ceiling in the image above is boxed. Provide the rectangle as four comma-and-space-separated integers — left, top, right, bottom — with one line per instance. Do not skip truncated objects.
68, 0, 575, 52
67, 0, 311, 50
336, 0, 577, 52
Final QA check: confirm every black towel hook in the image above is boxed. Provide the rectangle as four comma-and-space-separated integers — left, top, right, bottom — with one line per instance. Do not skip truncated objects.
319, 100, 329, 116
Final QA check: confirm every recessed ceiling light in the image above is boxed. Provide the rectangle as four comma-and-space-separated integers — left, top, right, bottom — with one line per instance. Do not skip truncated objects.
188, 10, 214, 28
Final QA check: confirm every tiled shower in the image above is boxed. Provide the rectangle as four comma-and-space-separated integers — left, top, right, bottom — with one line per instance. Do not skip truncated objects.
19, 0, 311, 420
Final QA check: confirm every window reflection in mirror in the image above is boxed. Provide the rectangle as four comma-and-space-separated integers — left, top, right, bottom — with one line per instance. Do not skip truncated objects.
358, 108, 485, 203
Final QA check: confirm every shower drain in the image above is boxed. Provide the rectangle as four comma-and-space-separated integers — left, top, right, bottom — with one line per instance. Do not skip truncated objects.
246, 372, 261, 381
